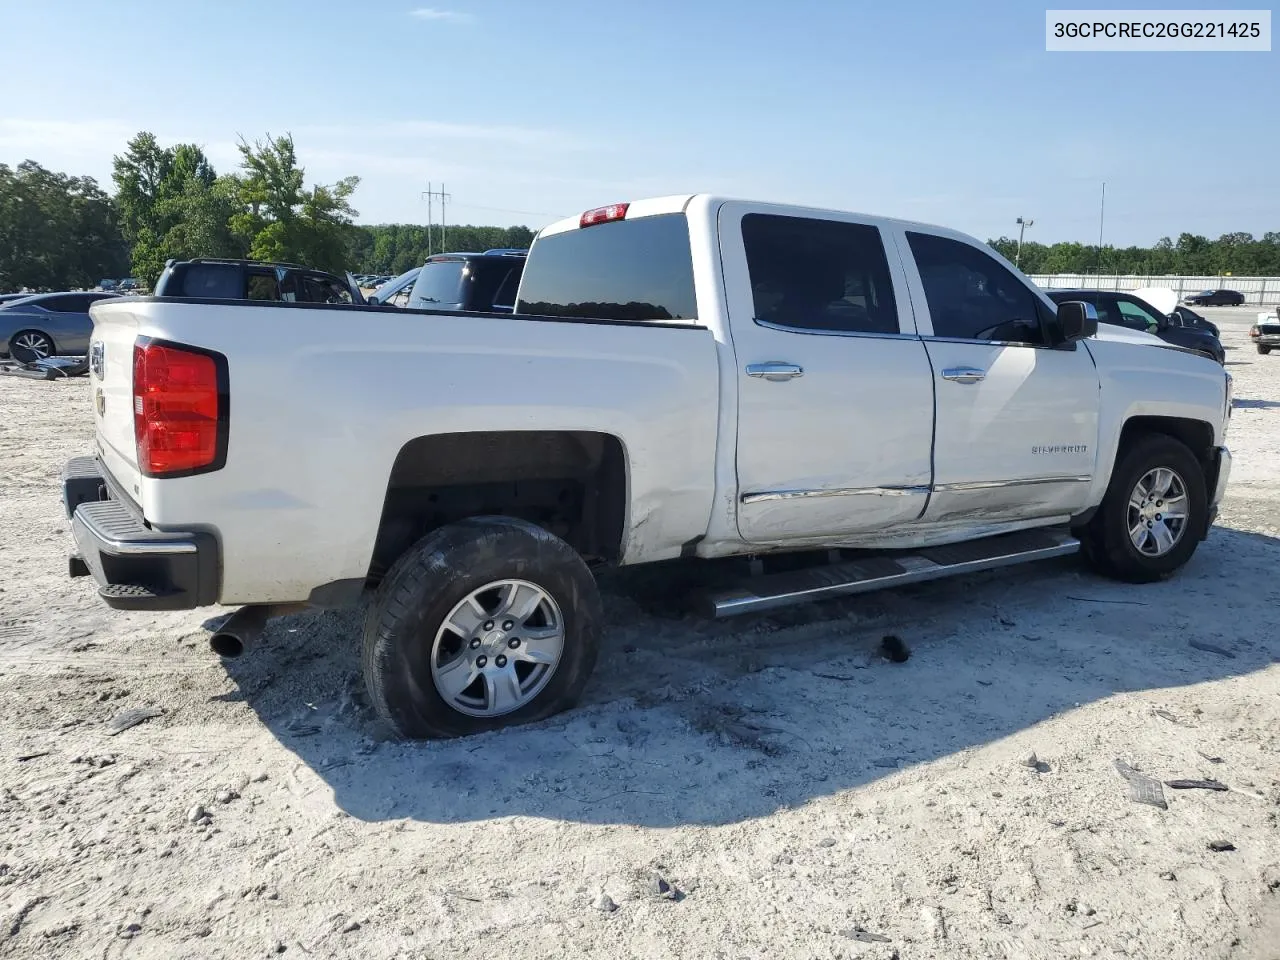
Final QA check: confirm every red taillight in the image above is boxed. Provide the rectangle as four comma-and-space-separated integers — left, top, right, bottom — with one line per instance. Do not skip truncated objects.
1249, 326, 1260, 337
579, 202, 629, 228
133, 340, 226, 477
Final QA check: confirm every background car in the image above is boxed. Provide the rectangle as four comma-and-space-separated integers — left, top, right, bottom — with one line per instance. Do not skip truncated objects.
1184, 288, 1244, 306
1130, 286, 1222, 337
1046, 289, 1225, 363
1168, 305, 1220, 337
0, 291, 119, 361
403, 250, 526, 313
153, 258, 366, 305
365, 267, 421, 307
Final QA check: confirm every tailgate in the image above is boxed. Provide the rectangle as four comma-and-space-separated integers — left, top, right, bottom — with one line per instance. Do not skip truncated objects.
88, 301, 143, 501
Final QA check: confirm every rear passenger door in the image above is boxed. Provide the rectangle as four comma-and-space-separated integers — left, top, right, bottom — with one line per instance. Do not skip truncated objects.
44, 293, 100, 352
897, 229, 1099, 524
719, 204, 936, 544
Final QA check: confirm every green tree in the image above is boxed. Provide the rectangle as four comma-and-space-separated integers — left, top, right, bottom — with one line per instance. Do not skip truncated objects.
231, 134, 360, 273
0, 161, 127, 291
111, 132, 245, 285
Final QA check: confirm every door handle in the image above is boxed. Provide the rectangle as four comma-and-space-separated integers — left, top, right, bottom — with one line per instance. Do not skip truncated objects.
941, 366, 986, 384
746, 362, 804, 382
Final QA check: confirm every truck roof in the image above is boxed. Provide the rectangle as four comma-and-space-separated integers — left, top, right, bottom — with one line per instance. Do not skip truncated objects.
537, 194, 991, 246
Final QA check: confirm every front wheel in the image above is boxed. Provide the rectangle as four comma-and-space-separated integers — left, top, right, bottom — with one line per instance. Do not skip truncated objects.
362, 517, 602, 739
1077, 434, 1208, 583
1258, 344, 1272, 355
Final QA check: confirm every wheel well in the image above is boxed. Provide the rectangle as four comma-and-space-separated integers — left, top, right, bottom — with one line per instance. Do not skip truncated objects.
367, 431, 627, 583
1118, 415, 1217, 486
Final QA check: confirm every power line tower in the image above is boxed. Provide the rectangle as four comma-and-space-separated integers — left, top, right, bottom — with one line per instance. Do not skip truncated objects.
419, 183, 453, 255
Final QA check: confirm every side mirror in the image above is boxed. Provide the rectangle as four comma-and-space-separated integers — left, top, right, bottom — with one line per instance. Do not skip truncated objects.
366, 295, 379, 306
1056, 300, 1098, 343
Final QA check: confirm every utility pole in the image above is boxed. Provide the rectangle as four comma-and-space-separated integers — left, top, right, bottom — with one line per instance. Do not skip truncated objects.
419, 183, 453, 255
1096, 181, 1106, 277
1015, 216, 1034, 268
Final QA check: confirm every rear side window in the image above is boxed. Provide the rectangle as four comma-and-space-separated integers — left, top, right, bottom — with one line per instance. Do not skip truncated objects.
299, 275, 354, 304
410, 261, 466, 308
246, 271, 281, 301
516, 214, 697, 322
742, 214, 899, 334
181, 265, 244, 300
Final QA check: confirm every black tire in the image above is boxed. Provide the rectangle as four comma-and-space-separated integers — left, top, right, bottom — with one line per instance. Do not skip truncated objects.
1077, 434, 1208, 584
1258, 344, 1272, 355
362, 516, 602, 739
9, 330, 54, 363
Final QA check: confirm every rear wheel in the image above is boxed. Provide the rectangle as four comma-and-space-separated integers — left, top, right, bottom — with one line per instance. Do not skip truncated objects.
9, 330, 54, 362
362, 516, 602, 739
1258, 344, 1272, 355
1077, 434, 1207, 583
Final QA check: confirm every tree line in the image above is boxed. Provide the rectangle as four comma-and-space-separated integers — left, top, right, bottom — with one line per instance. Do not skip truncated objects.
0, 130, 534, 292
991, 231, 1280, 277
4, 134, 1280, 291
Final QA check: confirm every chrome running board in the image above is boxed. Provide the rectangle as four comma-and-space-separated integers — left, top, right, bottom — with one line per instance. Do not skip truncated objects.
698, 528, 1080, 618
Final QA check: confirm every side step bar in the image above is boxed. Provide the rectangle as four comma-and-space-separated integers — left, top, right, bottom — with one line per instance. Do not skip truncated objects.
698, 529, 1080, 619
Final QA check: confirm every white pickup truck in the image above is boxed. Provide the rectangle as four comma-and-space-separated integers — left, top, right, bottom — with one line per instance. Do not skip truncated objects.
63, 194, 1233, 738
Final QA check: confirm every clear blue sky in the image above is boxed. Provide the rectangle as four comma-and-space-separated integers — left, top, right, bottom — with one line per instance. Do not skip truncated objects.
1, 0, 1276, 245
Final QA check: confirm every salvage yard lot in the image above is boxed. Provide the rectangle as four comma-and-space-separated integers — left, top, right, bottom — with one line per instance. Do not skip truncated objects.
1, 308, 1277, 960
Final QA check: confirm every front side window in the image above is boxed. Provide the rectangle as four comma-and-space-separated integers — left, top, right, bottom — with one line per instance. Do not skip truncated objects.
741, 214, 899, 335
299, 275, 353, 304
515, 214, 697, 322
1115, 298, 1161, 330
907, 232, 1045, 344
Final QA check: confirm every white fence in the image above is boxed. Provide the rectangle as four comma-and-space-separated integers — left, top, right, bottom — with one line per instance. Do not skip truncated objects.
1029, 275, 1280, 307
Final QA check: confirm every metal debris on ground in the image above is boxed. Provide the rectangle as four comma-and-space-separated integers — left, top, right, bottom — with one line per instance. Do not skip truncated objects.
1114, 759, 1168, 810
843, 927, 892, 943
105, 706, 163, 736
1165, 779, 1228, 791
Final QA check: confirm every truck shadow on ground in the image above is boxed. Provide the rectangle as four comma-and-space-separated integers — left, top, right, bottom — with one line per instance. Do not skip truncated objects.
220, 525, 1279, 828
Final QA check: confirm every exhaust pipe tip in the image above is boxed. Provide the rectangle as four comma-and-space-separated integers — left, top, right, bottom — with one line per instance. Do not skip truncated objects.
209, 631, 246, 659
207, 605, 272, 659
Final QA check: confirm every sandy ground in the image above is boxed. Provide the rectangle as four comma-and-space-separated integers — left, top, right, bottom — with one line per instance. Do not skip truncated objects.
1, 307, 1277, 960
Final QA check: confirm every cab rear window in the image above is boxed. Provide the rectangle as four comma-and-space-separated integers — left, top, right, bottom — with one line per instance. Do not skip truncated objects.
515, 214, 697, 322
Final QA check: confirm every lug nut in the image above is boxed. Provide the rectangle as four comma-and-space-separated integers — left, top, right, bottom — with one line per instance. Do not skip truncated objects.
483, 620, 494, 631
469, 638, 481, 649
1155, 514, 1162, 521
508, 638, 521, 649
476, 655, 488, 668
495, 655, 507, 668
1157, 500, 1164, 506
502, 620, 514, 631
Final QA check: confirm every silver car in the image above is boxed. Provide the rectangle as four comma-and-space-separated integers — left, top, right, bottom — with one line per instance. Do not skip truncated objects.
0, 292, 119, 361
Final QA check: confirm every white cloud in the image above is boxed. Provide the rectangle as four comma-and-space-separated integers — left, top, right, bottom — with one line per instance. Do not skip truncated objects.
408, 8, 474, 23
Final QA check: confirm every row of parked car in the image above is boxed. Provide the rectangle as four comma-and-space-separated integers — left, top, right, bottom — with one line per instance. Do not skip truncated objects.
1, 252, 1256, 367
0, 250, 530, 361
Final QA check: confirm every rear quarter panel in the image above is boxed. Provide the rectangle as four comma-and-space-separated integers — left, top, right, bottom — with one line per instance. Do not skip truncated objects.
102, 300, 721, 604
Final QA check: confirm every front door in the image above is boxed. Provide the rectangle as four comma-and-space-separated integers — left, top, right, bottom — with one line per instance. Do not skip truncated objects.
720, 204, 936, 544
895, 228, 1100, 524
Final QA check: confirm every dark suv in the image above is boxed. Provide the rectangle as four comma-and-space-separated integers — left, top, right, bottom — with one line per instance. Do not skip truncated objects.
1047, 290, 1225, 363
153, 259, 365, 305
400, 251, 527, 313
